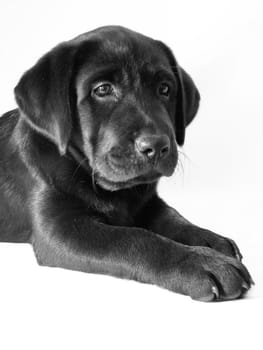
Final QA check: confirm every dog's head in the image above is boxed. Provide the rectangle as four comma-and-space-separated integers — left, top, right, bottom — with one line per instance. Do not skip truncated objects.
15, 26, 200, 191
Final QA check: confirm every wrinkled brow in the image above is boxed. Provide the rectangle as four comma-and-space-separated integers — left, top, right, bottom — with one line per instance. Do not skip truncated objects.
80, 64, 121, 83
140, 64, 176, 85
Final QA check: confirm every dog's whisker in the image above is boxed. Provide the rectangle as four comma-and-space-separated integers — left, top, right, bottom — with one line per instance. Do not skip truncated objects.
71, 157, 90, 181
91, 168, 98, 193
174, 151, 185, 178
178, 149, 191, 163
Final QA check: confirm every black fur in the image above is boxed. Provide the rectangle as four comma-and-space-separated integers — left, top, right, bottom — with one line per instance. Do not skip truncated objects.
0, 26, 253, 301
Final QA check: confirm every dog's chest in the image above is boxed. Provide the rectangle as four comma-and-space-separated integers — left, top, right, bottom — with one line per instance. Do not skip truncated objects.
102, 201, 133, 227
97, 197, 136, 227
107, 208, 134, 227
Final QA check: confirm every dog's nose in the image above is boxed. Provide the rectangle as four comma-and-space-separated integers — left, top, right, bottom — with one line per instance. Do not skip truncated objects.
135, 135, 170, 159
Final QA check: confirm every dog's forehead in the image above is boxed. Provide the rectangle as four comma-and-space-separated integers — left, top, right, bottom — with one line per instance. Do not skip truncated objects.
73, 26, 170, 69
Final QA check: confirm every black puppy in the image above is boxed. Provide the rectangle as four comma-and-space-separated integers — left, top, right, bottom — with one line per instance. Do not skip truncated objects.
0, 26, 253, 301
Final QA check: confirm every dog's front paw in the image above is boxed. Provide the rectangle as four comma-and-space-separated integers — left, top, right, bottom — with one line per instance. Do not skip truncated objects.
172, 246, 253, 301
178, 226, 243, 261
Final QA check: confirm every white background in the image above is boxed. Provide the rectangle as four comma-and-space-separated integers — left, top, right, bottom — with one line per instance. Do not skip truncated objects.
0, 0, 262, 349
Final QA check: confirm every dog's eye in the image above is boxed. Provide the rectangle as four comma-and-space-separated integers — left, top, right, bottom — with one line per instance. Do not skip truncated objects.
158, 83, 170, 97
93, 83, 113, 97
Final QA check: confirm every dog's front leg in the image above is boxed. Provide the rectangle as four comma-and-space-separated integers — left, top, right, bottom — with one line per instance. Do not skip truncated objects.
30, 190, 252, 301
137, 195, 244, 261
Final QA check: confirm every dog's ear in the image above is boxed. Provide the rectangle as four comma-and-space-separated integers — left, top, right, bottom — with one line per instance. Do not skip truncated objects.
156, 41, 200, 146
14, 44, 77, 155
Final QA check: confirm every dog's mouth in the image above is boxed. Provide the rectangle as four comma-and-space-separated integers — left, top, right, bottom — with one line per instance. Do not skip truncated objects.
92, 149, 177, 190
92, 151, 176, 191
94, 171, 161, 191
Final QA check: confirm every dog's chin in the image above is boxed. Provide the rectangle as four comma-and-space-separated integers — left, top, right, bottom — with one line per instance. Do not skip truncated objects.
95, 172, 162, 191
93, 154, 177, 191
